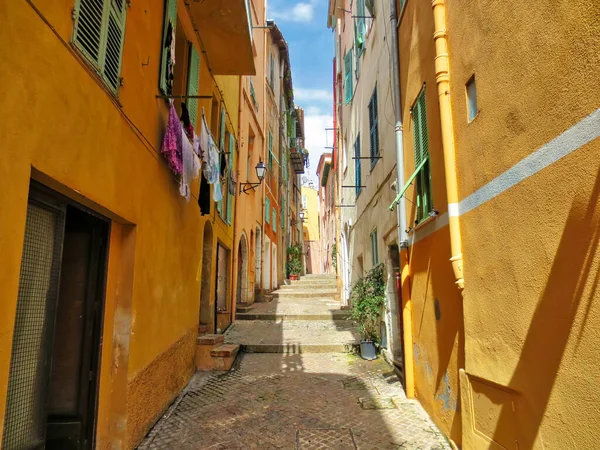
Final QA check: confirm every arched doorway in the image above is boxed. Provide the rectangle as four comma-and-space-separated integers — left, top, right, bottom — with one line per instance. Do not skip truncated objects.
200, 222, 214, 332
236, 233, 249, 304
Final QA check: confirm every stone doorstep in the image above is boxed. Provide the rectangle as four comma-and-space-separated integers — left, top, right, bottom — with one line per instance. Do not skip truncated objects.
235, 305, 254, 313
196, 334, 224, 345
210, 344, 240, 358
198, 324, 211, 335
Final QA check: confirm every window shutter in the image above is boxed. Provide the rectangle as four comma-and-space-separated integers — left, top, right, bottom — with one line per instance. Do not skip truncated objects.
273, 209, 277, 230
187, 45, 201, 127
369, 88, 379, 167
356, 0, 366, 51
226, 133, 235, 225
344, 50, 353, 103
413, 89, 429, 167
219, 106, 226, 151
281, 196, 285, 229
73, 0, 105, 67
266, 198, 270, 224
159, 0, 178, 94
103, 0, 127, 91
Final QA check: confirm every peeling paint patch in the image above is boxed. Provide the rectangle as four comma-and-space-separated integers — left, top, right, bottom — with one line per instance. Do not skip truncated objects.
435, 372, 457, 414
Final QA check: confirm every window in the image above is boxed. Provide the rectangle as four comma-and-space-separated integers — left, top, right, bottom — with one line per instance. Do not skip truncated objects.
216, 108, 227, 218
226, 133, 236, 225
412, 88, 433, 223
302, 195, 308, 210
370, 229, 379, 266
466, 75, 478, 122
368, 87, 379, 169
400, 0, 407, 13
354, 134, 362, 197
272, 208, 277, 231
265, 197, 271, 224
269, 53, 275, 88
344, 49, 353, 104
186, 45, 201, 126
268, 131, 274, 171
281, 195, 286, 229
158, 0, 177, 94
73, 0, 127, 93
355, 0, 366, 55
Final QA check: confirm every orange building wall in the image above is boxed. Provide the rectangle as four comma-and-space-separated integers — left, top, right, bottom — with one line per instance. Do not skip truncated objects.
445, 1, 600, 448
398, 0, 464, 445
0, 1, 239, 447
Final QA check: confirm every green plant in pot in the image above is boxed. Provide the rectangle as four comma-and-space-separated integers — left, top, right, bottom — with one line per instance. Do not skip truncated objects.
286, 244, 302, 280
349, 263, 386, 360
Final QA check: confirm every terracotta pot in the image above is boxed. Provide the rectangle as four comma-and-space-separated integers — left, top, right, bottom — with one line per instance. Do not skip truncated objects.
289, 275, 299, 281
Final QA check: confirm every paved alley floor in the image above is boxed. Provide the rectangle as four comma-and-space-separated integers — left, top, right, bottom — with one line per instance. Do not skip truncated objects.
138, 353, 451, 450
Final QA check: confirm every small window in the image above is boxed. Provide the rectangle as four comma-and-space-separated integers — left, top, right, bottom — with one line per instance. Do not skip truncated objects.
370, 229, 378, 266
344, 50, 353, 103
265, 197, 271, 224
466, 75, 478, 122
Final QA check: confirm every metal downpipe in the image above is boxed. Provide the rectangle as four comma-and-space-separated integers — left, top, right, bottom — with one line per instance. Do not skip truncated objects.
389, 0, 415, 398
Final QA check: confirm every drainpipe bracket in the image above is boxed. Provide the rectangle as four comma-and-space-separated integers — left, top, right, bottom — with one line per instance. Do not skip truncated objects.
399, 239, 409, 249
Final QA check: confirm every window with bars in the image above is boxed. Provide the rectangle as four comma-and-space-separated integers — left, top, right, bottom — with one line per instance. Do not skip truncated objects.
412, 87, 433, 223
370, 229, 378, 266
344, 49, 353, 104
368, 87, 379, 170
72, 0, 127, 94
354, 134, 362, 197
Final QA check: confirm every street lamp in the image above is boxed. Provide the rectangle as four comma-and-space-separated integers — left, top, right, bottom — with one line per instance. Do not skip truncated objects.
294, 210, 305, 224
240, 161, 267, 194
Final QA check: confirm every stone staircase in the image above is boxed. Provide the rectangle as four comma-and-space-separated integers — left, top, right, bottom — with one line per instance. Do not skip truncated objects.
226, 274, 360, 354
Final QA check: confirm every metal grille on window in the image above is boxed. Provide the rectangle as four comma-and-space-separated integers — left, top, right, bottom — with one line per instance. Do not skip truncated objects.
2, 202, 65, 450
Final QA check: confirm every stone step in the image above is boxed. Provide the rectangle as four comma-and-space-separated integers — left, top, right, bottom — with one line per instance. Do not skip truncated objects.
280, 282, 338, 289
301, 275, 337, 280
272, 289, 340, 300
225, 320, 360, 355
210, 343, 241, 358
197, 334, 224, 345
236, 311, 350, 321
236, 304, 253, 313
198, 324, 211, 335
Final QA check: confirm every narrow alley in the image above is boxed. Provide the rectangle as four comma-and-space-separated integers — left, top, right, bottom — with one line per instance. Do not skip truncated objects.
139, 276, 449, 449
2, 0, 599, 449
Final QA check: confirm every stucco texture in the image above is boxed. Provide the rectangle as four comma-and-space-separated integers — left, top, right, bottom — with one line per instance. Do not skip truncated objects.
446, 0, 600, 448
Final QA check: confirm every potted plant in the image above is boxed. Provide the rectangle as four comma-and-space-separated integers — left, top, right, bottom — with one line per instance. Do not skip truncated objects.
286, 244, 302, 280
349, 264, 386, 360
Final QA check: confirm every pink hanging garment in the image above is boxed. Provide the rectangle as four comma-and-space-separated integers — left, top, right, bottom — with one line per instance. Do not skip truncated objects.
161, 102, 183, 175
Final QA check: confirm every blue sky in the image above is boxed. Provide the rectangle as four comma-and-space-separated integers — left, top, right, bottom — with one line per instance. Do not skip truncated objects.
267, 0, 334, 183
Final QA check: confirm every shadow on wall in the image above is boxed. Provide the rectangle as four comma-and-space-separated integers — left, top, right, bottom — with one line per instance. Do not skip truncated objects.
490, 168, 600, 448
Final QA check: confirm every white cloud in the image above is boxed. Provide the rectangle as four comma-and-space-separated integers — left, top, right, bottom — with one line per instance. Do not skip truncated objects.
294, 88, 332, 103
270, 1, 316, 23
302, 111, 334, 183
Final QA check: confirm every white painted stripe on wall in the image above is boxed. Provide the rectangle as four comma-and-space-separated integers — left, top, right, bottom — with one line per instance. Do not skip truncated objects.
410, 107, 600, 245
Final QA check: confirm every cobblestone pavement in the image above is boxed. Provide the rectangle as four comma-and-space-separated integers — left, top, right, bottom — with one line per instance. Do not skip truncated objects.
138, 353, 450, 450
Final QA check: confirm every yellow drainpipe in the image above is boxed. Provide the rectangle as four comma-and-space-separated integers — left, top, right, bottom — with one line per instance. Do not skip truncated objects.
432, 0, 464, 289
400, 248, 415, 398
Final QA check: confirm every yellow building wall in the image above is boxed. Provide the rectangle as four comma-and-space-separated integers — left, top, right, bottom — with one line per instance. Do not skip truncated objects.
445, 1, 600, 448
398, 0, 464, 445
0, 1, 239, 447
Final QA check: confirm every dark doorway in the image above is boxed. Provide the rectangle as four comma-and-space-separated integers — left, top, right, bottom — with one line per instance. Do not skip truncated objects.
200, 222, 214, 332
2, 184, 109, 450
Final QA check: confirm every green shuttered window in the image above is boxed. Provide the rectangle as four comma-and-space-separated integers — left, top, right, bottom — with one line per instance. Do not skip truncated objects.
159, 0, 178, 94
73, 0, 127, 93
266, 198, 271, 224
272, 209, 277, 232
268, 132, 274, 171
344, 49, 353, 104
368, 87, 379, 169
281, 195, 285, 229
370, 229, 378, 266
217, 107, 227, 217
187, 46, 201, 127
355, 0, 366, 53
412, 87, 433, 223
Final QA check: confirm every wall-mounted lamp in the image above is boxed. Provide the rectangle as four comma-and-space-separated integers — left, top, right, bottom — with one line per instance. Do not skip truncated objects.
293, 211, 305, 224
240, 161, 267, 195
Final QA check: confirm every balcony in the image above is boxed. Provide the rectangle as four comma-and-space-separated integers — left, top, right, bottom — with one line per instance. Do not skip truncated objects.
290, 147, 305, 174
186, 0, 255, 75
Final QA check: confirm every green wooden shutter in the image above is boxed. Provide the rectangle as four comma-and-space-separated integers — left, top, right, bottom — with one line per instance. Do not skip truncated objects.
73, 0, 105, 67
187, 45, 201, 127
413, 88, 429, 167
273, 209, 277, 230
344, 50, 353, 104
266, 198, 270, 224
73, 0, 127, 93
281, 195, 285, 229
216, 107, 226, 216
159, 0, 177, 94
103, 0, 127, 91
354, 134, 361, 197
268, 132, 273, 171
226, 133, 235, 225
356, 0, 366, 51
369, 88, 379, 168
